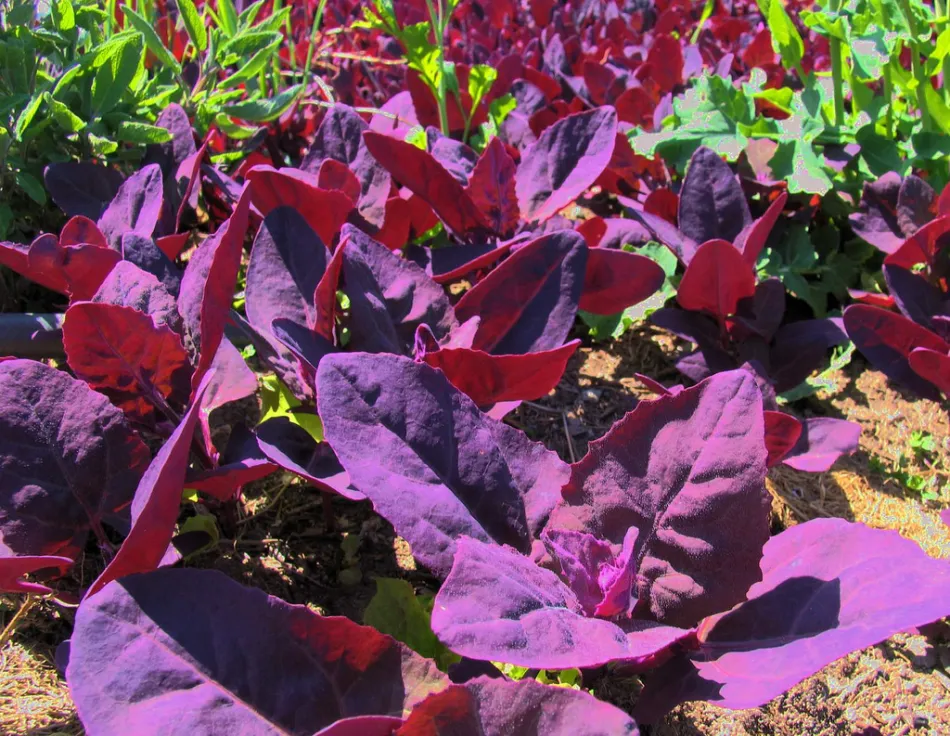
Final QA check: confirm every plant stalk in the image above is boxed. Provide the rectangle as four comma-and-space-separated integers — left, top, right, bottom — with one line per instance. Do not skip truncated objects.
898, 0, 932, 132
424, 0, 450, 136
828, 0, 845, 127
884, 63, 894, 138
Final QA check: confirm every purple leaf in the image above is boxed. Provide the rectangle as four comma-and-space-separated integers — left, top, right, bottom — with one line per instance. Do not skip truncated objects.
623, 201, 698, 263
255, 417, 363, 500
178, 186, 251, 393
636, 519, 950, 717
342, 226, 458, 354
428, 241, 514, 283
302, 103, 392, 228
431, 537, 693, 669
0, 360, 150, 559
185, 425, 276, 501
455, 231, 587, 354
91, 261, 182, 331
44, 162, 125, 220
548, 371, 770, 627
69, 567, 448, 734
63, 302, 193, 424
272, 319, 336, 375
0, 554, 73, 595
317, 353, 570, 576
97, 164, 165, 250
427, 127, 479, 184
398, 676, 641, 735
848, 172, 903, 253
596, 217, 653, 250
896, 174, 936, 238
768, 318, 848, 393
883, 264, 948, 329
196, 339, 258, 456
733, 278, 786, 342
677, 147, 751, 247
120, 233, 182, 297
781, 417, 861, 472
515, 107, 618, 223
85, 373, 211, 598
247, 206, 329, 344
843, 305, 949, 400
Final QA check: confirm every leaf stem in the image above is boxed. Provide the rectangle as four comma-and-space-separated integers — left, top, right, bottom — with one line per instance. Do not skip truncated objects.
301, 0, 329, 99
424, 0, 450, 136
897, 0, 932, 132
828, 0, 845, 127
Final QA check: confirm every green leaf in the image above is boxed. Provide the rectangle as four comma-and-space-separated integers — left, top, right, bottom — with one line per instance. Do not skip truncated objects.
778, 341, 854, 402
51, 0, 76, 32
91, 34, 144, 114
213, 112, 260, 139
405, 125, 427, 149
222, 83, 302, 121
178, 0, 208, 52
218, 0, 239, 36
115, 121, 174, 144
767, 0, 805, 72
220, 30, 282, 59
364, 579, 460, 671
14, 92, 45, 141
88, 132, 119, 155
923, 83, 950, 135
238, 0, 265, 28
122, 5, 182, 75
467, 63, 497, 111
769, 139, 833, 194
259, 374, 324, 442
45, 93, 86, 132
15, 171, 47, 205
176, 514, 220, 560
219, 42, 281, 88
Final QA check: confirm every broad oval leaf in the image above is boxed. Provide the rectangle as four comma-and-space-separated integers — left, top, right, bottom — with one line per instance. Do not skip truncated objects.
92, 261, 182, 331
516, 107, 618, 223
676, 239, 755, 321
677, 147, 751, 248
63, 303, 193, 424
549, 371, 770, 627
636, 519, 950, 716
44, 162, 125, 220
97, 164, 165, 250
464, 137, 520, 235
317, 353, 570, 576
580, 248, 665, 315
0, 359, 149, 558
908, 347, 950, 397
70, 568, 447, 734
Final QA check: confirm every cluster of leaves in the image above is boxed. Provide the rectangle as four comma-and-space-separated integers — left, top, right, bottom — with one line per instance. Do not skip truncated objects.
0, 0, 294, 240
844, 174, 950, 398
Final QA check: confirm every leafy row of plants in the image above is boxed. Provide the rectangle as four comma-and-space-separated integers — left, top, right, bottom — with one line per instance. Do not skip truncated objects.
0, 0, 948, 733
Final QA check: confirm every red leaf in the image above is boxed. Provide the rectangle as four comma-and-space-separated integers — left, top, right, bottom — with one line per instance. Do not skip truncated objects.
884, 215, 950, 271
63, 303, 193, 424
644, 189, 679, 225
362, 132, 489, 236
580, 248, 666, 315
735, 192, 788, 268
677, 240, 756, 320
246, 166, 354, 245
742, 29, 776, 69
85, 374, 211, 599
313, 239, 345, 342
576, 217, 607, 248
317, 159, 361, 202
909, 347, 950, 396
0, 555, 74, 596
155, 233, 190, 260
423, 340, 580, 407
464, 137, 520, 235
763, 411, 803, 467
26, 234, 121, 300
60, 216, 108, 248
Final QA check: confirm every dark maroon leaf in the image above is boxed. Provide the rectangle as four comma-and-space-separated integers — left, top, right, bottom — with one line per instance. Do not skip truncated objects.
908, 347, 950, 396
455, 231, 587, 354
883, 214, 950, 271
120, 233, 182, 297
763, 411, 803, 467
185, 426, 276, 501
397, 676, 640, 735
178, 186, 251, 392
580, 248, 665, 315
896, 174, 936, 238
848, 172, 903, 253
0, 359, 149, 558
85, 373, 211, 598
768, 317, 848, 393
271, 319, 336, 375
317, 353, 570, 575
362, 131, 489, 236
70, 568, 447, 733
63, 302, 193, 424
515, 107, 618, 223
884, 264, 949, 329
844, 305, 948, 399
549, 371, 770, 627
428, 241, 514, 283
677, 147, 751, 248
464, 137, 519, 235
44, 162, 125, 220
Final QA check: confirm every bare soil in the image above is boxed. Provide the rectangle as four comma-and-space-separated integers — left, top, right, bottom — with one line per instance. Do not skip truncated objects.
2, 323, 949, 735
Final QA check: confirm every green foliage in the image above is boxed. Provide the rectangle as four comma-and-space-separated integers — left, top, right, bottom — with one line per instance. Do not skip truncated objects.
778, 342, 855, 402
258, 374, 325, 443
869, 431, 946, 503
0, 0, 290, 238
364, 579, 460, 670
